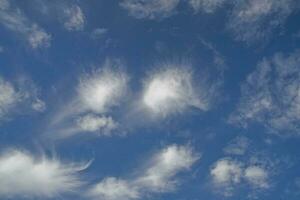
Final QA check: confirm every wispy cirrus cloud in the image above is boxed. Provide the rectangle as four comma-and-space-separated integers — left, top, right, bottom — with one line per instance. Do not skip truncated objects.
0, 149, 87, 198
0, 0, 51, 48
87, 145, 199, 200
229, 50, 300, 136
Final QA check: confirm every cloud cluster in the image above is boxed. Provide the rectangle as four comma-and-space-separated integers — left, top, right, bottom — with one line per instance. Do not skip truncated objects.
210, 158, 269, 196
142, 64, 209, 117
0, 76, 45, 122
0, 77, 20, 120
48, 60, 128, 138
77, 64, 128, 114
64, 5, 85, 31
87, 145, 199, 200
120, 0, 180, 19
120, 0, 299, 43
76, 114, 117, 134
229, 50, 300, 135
227, 0, 298, 42
0, 0, 50, 48
189, 0, 226, 13
0, 149, 86, 198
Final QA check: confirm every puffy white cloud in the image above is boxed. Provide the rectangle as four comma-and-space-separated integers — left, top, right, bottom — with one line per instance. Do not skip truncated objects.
211, 158, 242, 186
229, 50, 300, 135
0, 1, 51, 48
210, 157, 271, 196
0, 149, 86, 198
87, 145, 199, 200
143, 65, 209, 117
76, 114, 117, 134
64, 5, 85, 31
189, 0, 226, 13
244, 166, 269, 188
228, 0, 298, 42
77, 62, 128, 114
120, 0, 180, 19
88, 177, 139, 200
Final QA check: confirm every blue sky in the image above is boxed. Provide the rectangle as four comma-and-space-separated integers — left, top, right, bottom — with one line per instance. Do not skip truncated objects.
0, 0, 300, 199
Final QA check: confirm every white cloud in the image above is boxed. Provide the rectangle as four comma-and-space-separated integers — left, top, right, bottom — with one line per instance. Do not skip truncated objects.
87, 145, 199, 200
189, 0, 226, 13
143, 64, 209, 117
120, 0, 180, 19
229, 50, 300, 135
88, 177, 139, 200
77, 61, 128, 114
0, 0, 9, 10
76, 114, 117, 134
64, 5, 85, 31
31, 98, 46, 112
210, 157, 271, 196
28, 24, 51, 48
0, 1, 51, 48
91, 28, 108, 39
0, 77, 20, 119
244, 166, 269, 188
46, 59, 128, 139
0, 76, 43, 122
223, 136, 249, 156
0, 149, 87, 198
210, 158, 242, 186
135, 145, 199, 192
228, 0, 297, 42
